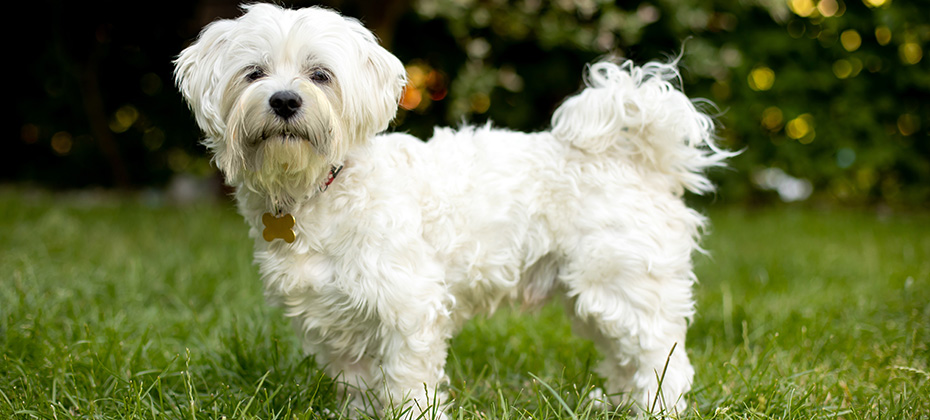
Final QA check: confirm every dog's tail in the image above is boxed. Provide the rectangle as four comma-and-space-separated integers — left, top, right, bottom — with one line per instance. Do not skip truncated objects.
551, 59, 733, 195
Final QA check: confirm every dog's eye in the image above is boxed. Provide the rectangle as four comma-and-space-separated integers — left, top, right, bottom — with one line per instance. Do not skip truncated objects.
309, 69, 331, 84
246, 68, 266, 82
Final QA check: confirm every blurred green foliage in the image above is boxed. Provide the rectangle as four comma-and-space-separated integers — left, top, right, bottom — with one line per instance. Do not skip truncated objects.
9, 0, 929, 207
394, 0, 930, 206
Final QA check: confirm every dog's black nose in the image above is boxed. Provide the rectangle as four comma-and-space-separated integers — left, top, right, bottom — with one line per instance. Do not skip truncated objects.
269, 91, 302, 119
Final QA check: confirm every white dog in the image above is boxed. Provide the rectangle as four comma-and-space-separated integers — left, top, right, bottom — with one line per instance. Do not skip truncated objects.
175, 3, 730, 418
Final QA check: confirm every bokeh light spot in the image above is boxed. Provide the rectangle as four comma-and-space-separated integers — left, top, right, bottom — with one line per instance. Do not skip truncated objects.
787, 20, 806, 38
789, 0, 816, 17
899, 42, 923, 64
863, 0, 891, 8
836, 148, 856, 168
849, 57, 863, 76
109, 105, 139, 133
51, 131, 73, 156
818, 0, 840, 17
498, 67, 524, 93
840, 30, 861, 51
786, 114, 815, 143
637, 4, 661, 24
143, 127, 166, 151
752, 167, 813, 202
400, 81, 422, 110
400, 62, 447, 112
470, 93, 490, 114
748, 66, 775, 91
875, 26, 892, 45
761, 107, 784, 131
897, 114, 920, 136
407, 64, 427, 87
833, 59, 853, 78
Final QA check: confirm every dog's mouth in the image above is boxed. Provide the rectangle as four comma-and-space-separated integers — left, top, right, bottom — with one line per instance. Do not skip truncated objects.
261, 130, 309, 143
254, 125, 331, 158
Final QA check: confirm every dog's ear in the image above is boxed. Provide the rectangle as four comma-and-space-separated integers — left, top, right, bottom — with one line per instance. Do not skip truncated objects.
340, 19, 408, 139
174, 19, 237, 139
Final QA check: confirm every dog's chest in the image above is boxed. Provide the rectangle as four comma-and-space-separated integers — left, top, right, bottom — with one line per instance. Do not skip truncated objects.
256, 247, 388, 355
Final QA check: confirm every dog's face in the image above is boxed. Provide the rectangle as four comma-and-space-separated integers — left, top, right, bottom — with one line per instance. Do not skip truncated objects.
175, 4, 406, 200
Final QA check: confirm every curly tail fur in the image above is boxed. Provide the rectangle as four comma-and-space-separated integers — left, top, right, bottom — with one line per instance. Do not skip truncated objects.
551, 60, 733, 195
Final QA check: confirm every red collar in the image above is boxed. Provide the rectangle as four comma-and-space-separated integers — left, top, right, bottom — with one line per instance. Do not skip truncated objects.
320, 165, 343, 192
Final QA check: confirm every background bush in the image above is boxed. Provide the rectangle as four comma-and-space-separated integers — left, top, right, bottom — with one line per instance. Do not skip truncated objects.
9, 0, 929, 207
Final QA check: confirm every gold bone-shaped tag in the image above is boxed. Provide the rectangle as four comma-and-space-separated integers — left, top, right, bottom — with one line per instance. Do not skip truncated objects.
262, 213, 296, 243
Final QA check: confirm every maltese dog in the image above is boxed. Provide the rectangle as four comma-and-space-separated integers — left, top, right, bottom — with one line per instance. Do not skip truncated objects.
175, 3, 729, 418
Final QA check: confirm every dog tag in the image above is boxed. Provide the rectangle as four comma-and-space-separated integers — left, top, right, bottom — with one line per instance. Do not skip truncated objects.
262, 212, 296, 243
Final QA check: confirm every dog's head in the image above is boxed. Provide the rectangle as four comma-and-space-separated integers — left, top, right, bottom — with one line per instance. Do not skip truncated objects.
174, 4, 406, 200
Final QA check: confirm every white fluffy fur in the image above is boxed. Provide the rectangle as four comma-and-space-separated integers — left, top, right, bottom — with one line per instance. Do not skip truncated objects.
175, 4, 731, 418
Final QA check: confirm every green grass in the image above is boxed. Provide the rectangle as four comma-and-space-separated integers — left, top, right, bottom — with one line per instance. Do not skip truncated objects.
1, 189, 928, 419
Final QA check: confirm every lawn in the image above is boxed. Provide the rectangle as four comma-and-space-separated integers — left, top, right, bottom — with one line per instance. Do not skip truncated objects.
1, 189, 928, 419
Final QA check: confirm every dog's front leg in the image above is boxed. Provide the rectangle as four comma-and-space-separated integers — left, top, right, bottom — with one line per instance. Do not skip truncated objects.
322, 353, 383, 418
311, 294, 452, 419
377, 323, 451, 420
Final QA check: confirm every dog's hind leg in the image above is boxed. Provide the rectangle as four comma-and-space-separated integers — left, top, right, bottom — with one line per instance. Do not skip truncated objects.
560, 230, 696, 415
